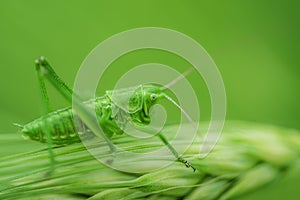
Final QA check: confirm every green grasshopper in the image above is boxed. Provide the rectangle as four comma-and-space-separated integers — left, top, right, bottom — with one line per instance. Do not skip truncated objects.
15, 56, 196, 172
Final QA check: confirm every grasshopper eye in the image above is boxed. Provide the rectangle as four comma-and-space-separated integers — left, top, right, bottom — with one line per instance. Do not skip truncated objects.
150, 94, 157, 101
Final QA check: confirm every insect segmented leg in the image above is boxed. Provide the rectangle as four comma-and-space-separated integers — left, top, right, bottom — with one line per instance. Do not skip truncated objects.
177, 156, 196, 172
157, 132, 196, 172
132, 124, 196, 171
35, 58, 56, 175
35, 56, 73, 102
35, 57, 116, 156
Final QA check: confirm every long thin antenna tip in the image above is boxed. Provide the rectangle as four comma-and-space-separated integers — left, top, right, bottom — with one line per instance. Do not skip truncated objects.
183, 67, 195, 76
13, 123, 24, 129
163, 67, 195, 90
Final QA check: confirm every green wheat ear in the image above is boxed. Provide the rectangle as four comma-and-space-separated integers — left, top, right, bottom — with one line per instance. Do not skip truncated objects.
1, 121, 300, 199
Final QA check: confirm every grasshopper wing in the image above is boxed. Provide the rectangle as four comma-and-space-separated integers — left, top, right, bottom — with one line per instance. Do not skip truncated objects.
107, 85, 143, 114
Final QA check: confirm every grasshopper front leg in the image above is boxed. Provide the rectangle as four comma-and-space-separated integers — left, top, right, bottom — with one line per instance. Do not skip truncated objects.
157, 132, 196, 172
133, 124, 196, 171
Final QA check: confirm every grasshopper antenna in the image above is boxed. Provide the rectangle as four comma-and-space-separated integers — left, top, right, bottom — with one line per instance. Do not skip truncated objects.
13, 123, 24, 129
163, 67, 194, 89
161, 67, 197, 128
163, 94, 197, 129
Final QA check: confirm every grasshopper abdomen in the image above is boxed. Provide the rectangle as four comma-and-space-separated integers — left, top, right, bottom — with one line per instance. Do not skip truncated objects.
21, 107, 81, 145
20, 96, 121, 145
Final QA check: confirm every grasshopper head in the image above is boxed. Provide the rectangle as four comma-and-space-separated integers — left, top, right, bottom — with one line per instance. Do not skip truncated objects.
130, 82, 195, 129
115, 68, 195, 126
129, 68, 196, 127
141, 84, 164, 115
128, 84, 164, 125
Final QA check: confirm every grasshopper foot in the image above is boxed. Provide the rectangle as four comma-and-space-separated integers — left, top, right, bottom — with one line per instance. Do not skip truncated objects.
178, 156, 196, 172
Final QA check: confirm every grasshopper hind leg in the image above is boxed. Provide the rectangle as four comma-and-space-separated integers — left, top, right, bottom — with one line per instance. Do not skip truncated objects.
43, 129, 55, 176
35, 56, 117, 171
35, 57, 58, 176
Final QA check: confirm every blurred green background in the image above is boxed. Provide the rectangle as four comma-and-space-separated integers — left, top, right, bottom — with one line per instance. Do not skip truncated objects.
0, 0, 299, 199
